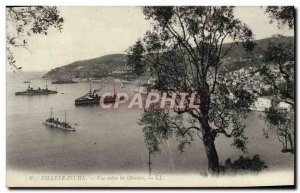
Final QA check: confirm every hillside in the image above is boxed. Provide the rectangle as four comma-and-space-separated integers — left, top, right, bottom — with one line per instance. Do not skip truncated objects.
219, 35, 294, 72
43, 36, 294, 79
224, 35, 294, 59
43, 54, 127, 79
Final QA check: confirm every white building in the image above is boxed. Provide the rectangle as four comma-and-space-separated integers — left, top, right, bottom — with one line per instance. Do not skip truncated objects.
250, 97, 293, 112
249, 97, 271, 112
278, 102, 293, 112
147, 77, 157, 85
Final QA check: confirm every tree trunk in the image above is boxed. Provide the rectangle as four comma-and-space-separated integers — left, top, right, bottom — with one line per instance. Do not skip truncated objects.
198, 85, 219, 174
203, 135, 220, 175
288, 134, 294, 154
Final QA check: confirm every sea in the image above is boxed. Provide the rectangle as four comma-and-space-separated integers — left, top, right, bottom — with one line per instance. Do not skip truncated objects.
6, 71, 294, 175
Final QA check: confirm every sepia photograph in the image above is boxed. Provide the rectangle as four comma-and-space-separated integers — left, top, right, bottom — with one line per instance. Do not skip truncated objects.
5, 5, 295, 187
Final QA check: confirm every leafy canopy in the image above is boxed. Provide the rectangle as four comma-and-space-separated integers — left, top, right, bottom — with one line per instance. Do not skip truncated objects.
128, 6, 256, 154
6, 6, 64, 71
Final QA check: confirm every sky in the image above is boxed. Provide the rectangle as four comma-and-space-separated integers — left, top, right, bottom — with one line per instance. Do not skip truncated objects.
8, 6, 294, 72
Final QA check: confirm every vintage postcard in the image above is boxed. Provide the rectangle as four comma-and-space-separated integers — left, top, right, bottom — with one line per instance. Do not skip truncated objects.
6, 6, 295, 187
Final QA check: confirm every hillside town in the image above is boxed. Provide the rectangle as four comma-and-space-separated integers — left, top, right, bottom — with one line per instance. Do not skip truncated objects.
211, 62, 294, 112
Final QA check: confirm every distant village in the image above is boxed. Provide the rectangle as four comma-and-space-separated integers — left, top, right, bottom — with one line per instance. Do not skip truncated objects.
217, 62, 293, 95
208, 62, 294, 112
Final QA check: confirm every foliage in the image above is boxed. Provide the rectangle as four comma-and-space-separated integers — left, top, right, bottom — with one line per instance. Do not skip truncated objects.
130, 6, 256, 174
259, 6, 295, 154
262, 101, 294, 154
220, 155, 268, 173
265, 6, 294, 29
139, 107, 195, 153
259, 43, 294, 100
264, 43, 294, 65
126, 40, 145, 75
6, 6, 64, 71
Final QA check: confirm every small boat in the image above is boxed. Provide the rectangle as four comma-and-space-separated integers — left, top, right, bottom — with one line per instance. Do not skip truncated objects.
102, 86, 125, 104
51, 79, 78, 84
23, 80, 30, 83
103, 93, 117, 103
43, 108, 75, 131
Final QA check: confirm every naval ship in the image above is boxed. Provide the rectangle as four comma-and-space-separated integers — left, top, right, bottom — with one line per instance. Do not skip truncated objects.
75, 84, 101, 106
15, 81, 58, 95
101, 87, 127, 104
51, 78, 78, 84
43, 108, 75, 131
75, 84, 123, 106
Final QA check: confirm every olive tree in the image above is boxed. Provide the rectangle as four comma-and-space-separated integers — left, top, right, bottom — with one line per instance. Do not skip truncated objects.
259, 6, 295, 154
127, 6, 256, 174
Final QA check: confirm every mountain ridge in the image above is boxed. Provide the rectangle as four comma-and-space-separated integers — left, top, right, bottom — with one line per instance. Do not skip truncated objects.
43, 36, 294, 79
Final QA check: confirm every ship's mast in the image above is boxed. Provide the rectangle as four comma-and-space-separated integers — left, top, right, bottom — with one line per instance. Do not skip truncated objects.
46, 79, 48, 90
113, 84, 116, 96
50, 107, 53, 119
89, 83, 92, 94
64, 109, 67, 123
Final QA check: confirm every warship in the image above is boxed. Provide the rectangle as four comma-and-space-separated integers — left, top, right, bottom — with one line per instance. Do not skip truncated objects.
51, 78, 78, 84
15, 81, 58, 95
75, 84, 101, 106
75, 85, 124, 106
43, 108, 75, 131
102, 85, 126, 104
102, 88, 118, 103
